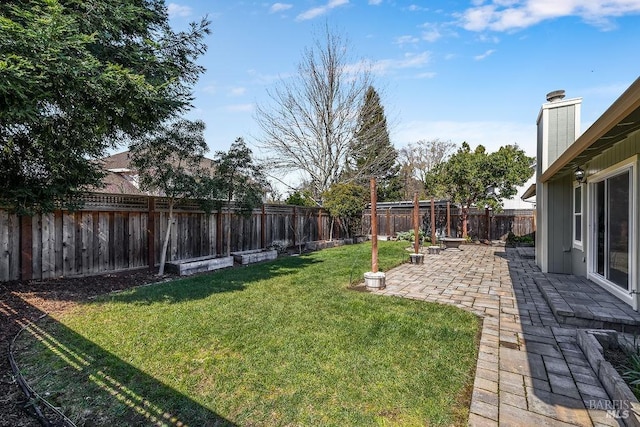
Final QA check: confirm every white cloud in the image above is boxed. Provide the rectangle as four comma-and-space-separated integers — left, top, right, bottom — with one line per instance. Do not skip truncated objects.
394, 120, 537, 156
421, 28, 442, 42
407, 5, 429, 12
225, 104, 254, 113
394, 35, 420, 46
229, 87, 247, 96
369, 52, 431, 75
167, 3, 192, 18
270, 3, 293, 13
415, 72, 437, 79
296, 0, 349, 21
474, 49, 496, 60
459, 0, 640, 32
202, 84, 218, 95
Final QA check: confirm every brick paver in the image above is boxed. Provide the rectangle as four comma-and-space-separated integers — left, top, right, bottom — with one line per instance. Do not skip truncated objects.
372, 245, 623, 427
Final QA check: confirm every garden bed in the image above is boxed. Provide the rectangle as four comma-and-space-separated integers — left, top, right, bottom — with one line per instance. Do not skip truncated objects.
577, 329, 640, 426
231, 249, 278, 265
165, 255, 234, 276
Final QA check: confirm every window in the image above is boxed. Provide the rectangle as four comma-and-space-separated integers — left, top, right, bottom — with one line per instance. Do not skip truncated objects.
573, 185, 582, 247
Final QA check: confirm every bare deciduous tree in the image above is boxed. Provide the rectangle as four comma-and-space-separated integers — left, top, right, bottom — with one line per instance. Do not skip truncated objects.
254, 25, 373, 198
398, 139, 456, 197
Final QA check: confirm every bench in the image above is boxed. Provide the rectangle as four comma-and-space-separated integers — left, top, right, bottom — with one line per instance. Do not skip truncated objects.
441, 237, 466, 250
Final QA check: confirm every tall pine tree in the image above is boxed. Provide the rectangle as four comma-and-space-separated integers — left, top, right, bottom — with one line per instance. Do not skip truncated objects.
347, 86, 401, 201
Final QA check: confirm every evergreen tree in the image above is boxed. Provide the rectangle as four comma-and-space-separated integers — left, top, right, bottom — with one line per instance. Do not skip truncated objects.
0, 0, 210, 213
348, 86, 400, 201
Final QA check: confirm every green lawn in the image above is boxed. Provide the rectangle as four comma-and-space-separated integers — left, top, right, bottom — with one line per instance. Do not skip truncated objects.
14, 242, 480, 426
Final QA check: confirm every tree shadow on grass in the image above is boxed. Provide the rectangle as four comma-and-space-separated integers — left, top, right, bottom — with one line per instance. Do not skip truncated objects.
106, 255, 322, 305
5, 295, 238, 426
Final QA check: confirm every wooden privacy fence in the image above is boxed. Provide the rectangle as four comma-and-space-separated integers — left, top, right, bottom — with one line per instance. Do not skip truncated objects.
0, 193, 333, 282
362, 201, 535, 241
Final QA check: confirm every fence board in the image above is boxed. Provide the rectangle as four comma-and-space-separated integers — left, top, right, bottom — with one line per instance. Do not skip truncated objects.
0, 211, 10, 281
0, 193, 355, 281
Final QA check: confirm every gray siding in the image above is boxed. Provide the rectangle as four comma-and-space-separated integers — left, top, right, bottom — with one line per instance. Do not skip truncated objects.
587, 130, 640, 176
547, 174, 573, 273
537, 119, 543, 176
547, 105, 576, 167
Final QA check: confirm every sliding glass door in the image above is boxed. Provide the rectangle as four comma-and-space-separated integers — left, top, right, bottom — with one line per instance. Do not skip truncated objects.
594, 170, 630, 290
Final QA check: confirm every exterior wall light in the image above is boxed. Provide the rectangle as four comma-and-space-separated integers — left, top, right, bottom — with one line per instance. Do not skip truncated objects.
575, 167, 586, 184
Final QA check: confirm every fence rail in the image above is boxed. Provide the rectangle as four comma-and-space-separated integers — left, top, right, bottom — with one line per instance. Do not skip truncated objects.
362, 204, 535, 241
1, 194, 536, 282
0, 193, 334, 282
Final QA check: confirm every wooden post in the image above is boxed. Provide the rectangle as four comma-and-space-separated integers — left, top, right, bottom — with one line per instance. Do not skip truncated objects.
413, 193, 420, 254
370, 178, 378, 273
430, 197, 436, 244
446, 201, 451, 237
318, 208, 323, 241
20, 215, 33, 280
147, 197, 156, 270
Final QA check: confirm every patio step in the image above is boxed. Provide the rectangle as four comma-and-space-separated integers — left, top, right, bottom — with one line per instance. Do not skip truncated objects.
534, 274, 640, 334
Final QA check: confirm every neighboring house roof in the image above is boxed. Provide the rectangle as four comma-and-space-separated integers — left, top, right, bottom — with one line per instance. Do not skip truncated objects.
102, 151, 135, 172
541, 77, 640, 183
93, 171, 145, 195
95, 150, 217, 196
521, 183, 536, 200
101, 150, 215, 173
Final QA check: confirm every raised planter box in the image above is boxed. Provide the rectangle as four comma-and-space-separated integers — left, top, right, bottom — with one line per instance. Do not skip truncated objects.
441, 237, 466, 250
166, 255, 234, 276
305, 239, 353, 251
577, 329, 640, 426
231, 249, 278, 265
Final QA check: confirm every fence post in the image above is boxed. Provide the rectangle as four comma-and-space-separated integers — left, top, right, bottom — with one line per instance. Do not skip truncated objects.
20, 215, 33, 280
147, 197, 156, 271
318, 208, 323, 241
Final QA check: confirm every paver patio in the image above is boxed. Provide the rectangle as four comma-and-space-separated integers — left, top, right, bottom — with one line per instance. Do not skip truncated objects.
372, 244, 625, 427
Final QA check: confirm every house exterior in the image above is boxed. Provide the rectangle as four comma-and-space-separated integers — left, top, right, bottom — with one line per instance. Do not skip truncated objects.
98, 151, 214, 196
536, 77, 640, 309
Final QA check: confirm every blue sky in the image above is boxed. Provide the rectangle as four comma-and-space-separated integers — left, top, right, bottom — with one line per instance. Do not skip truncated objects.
163, 0, 640, 163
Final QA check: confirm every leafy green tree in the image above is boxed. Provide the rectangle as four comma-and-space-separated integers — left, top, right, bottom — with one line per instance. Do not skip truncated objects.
434, 142, 534, 238
347, 86, 400, 201
206, 138, 267, 256
130, 119, 209, 275
0, 0, 210, 213
322, 183, 368, 239
285, 190, 317, 207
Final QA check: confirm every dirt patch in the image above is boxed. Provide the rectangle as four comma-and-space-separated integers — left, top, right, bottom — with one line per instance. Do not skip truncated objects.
0, 269, 169, 427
